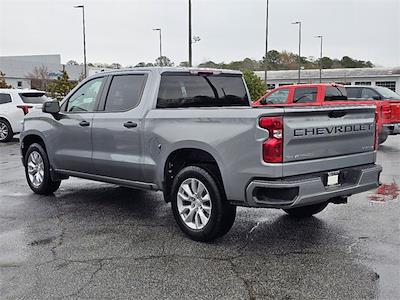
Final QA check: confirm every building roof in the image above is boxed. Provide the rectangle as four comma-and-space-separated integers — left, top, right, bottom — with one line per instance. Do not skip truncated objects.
256, 67, 400, 81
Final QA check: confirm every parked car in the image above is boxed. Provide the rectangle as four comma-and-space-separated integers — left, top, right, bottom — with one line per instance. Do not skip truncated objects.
253, 83, 400, 144
20, 68, 381, 241
345, 85, 400, 142
0, 89, 49, 142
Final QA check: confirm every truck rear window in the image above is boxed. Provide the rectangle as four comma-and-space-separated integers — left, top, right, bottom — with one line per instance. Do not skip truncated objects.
19, 92, 49, 104
156, 73, 249, 108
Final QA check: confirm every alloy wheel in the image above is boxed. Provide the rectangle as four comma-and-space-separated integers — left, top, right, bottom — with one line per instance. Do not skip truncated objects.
27, 151, 45, 187
177, 178, 212, 230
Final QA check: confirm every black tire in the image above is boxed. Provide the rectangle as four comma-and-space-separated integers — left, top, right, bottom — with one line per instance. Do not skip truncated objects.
283, 202, 328, 218
378, 133, 388, 145
24, 143, 61, 195
171, 166, 236, 242
0, 119, 13, 143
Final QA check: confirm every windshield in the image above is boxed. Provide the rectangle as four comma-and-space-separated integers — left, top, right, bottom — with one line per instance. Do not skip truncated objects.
157, 73, 249, 108
19, 92, 49, 104
374, 86, 400, 100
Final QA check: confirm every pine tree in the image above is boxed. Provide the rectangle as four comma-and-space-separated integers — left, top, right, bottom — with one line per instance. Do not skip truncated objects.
47, 70, 77, 101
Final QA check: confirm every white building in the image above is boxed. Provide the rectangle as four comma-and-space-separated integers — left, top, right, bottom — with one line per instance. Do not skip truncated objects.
256, 67, 400, 93
0, 54, 108, 89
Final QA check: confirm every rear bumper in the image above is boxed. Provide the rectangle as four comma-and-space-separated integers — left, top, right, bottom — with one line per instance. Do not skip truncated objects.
383, 123, 400, 135
245, 164, 382, 209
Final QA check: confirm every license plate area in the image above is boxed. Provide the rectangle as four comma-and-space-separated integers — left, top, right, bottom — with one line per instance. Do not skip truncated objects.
323, 171, 341, 187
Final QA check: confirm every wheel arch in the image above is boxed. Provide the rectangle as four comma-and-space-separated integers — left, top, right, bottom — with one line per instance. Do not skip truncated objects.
162, 147, 226, 203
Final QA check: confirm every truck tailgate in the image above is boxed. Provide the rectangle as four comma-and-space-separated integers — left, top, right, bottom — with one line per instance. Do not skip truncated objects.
283, 105, 376, 163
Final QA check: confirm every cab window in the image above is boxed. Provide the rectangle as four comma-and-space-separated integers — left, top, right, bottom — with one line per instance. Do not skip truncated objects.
65, 77, 104, 112
104, 74, 146, 112
360, 88, 380, 100
0, 93, 12, 104
325, 86, 347, 101
262, 88, 289, 104
293, 87, 317, 103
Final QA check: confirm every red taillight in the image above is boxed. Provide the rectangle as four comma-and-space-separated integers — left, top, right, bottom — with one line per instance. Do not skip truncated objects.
16, 105, 33, 115
381, 105, 391, 120
259, 116, 283, 163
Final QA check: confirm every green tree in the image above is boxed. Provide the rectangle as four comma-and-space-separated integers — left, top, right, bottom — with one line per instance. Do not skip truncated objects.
47, 70, 77, 101
320, 57, 333, 69
263, 50, 281, 70
243, 70, 266, 101
0, 71, 12, 88
155, 56, 174, 67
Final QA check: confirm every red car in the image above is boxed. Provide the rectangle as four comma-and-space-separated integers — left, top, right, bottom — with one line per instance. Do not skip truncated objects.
253, 83, 400, 144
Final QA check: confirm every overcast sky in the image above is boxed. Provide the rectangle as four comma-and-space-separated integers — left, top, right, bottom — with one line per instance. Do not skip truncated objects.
0, 0, 399, 67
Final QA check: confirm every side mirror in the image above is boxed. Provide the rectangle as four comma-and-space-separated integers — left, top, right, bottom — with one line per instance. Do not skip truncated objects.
372, 95, 382, 100
42, 101, 60, 114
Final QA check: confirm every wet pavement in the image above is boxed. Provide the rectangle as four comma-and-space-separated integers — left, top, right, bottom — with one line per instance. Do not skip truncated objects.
0, 137, 399, 299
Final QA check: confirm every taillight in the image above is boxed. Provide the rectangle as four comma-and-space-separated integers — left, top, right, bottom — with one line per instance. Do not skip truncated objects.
16, 105, 33, 115
381, 105, 391, 120
259, 116, 283, 163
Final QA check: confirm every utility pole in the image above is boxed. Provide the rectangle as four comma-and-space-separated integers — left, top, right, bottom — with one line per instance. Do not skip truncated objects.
153, 28, 162, 58
315, 35, 323, 83
292, 21, 302, 83
74, 5, 87, 78
264, 0, 269, 89
188, 0, 192, 67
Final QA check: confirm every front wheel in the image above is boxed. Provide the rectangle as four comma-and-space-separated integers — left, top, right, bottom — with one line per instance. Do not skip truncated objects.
283, 202, 328, 218
171, 166, 236, 242
24, 143, 61, 195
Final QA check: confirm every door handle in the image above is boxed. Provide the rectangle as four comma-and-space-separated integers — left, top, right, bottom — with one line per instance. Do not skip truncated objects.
123, 121, 138, 128
79, 120, 90, 127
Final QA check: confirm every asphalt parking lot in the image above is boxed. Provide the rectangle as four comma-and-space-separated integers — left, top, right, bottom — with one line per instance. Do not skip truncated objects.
0, 137, 399, 299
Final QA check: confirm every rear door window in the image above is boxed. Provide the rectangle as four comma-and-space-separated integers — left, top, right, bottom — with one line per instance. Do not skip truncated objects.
0, 93, 12, 104
360, 88, 380, 100
262, 88, 289, 104
293, 87, 317, 103
346, 87, 361, 99
325, 86, 347, 101
19, 93, 48, 104
157, 73, 249, 108
104, 74, 147, 112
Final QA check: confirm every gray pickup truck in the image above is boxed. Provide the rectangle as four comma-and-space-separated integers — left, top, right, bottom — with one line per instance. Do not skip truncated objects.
20, 68, 382, 241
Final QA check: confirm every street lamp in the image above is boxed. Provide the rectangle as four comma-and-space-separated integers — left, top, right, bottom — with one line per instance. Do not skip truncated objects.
314, 35, 323, 83
153, 28, 162, 58
188, 0, 192, 67
292, 21, 302, 83
264, 0, 270, 89
74, 5, 87, 78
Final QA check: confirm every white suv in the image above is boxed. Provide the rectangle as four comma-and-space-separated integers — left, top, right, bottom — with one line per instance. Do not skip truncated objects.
0, 89, 49, 142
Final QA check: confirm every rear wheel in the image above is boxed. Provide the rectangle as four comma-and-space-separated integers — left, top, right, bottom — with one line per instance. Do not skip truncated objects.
171, 166, 236, 242
24, 143, 61, 195
0, 119, 13, 143
283, 202, 328, 218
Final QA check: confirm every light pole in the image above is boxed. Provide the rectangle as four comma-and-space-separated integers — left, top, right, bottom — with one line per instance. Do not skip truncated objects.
264, 0, 269, 89
292, 21, 302, 83
188, 0, 192, 67
314, 35, 323, 83
153, 28, 162, 58
74, 5, 87, 78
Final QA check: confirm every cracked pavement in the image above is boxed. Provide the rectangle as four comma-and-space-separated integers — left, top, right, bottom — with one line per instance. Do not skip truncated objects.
0, 137, 399, 299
